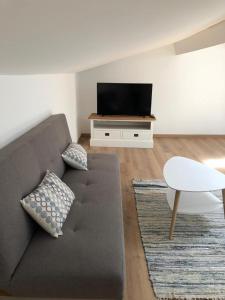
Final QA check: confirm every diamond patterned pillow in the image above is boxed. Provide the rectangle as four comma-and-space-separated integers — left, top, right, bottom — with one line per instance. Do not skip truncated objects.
40, 170, 74, 214
20, 170, 75, 238
62, 143, 88, 170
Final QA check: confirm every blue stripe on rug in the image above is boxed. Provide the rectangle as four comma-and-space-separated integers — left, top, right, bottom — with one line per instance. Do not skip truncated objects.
133, 179, 225, 300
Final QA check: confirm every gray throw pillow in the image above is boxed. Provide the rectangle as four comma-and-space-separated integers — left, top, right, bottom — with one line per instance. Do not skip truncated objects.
62, 143, 88, 170
20, 170, 75, 238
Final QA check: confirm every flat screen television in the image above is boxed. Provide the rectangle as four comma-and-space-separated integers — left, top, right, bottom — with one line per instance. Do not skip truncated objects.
97, 82, 152, 116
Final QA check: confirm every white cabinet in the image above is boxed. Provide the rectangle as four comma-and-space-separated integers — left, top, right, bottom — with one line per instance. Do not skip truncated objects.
89, 114, 156, 148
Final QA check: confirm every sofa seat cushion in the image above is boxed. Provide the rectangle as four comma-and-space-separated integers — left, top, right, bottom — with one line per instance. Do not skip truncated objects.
10, 154, 124, 299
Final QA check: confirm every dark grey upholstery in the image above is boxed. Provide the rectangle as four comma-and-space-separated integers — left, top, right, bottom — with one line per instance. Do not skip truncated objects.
0, 115, 125, 299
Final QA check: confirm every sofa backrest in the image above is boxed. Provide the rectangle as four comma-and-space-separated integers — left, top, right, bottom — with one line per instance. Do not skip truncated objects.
0, 114, 71, 289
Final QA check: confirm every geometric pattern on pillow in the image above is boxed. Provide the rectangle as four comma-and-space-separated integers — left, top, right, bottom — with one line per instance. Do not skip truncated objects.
62, 143, 88, 170
40, 170, 75, 214
71, 143, 87, 155
21, 171, 75, 238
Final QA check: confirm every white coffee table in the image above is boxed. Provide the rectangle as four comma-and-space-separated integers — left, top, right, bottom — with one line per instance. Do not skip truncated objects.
163, 156, 225, 240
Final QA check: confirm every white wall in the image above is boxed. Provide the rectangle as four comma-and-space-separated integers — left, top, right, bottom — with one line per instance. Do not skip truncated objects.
0, 73, 78, 148
77, 43, 225, 135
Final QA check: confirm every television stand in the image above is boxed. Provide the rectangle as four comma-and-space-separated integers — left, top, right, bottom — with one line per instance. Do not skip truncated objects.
88, 113, 156, 148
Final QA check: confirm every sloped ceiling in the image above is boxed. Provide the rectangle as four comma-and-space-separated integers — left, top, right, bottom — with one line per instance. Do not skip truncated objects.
0, 0, 225, 74
175, 20, 225, 54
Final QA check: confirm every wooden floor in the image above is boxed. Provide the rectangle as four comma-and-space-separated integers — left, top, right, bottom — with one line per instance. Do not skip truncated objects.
80, 135, 225, 300
1, 136, 225, 299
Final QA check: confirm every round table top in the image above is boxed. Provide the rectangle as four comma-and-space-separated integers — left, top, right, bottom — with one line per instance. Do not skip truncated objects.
163, 156, 225, 192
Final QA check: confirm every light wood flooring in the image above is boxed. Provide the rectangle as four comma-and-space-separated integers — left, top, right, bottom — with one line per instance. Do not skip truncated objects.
80, 135, 225, 300
1, 136, 225, 299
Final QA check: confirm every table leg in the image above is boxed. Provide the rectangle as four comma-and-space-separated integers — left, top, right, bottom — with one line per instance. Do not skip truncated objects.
222, 189, 225, 218
169, 190, 181, 240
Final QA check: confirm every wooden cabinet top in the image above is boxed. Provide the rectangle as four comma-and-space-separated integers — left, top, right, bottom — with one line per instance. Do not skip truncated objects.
88, 113, 156, 122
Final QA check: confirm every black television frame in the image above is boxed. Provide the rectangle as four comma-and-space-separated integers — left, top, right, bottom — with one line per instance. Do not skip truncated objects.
97, 82, 152, 116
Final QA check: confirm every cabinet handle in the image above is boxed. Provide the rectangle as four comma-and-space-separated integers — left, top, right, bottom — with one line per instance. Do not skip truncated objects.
134, 133, 139, 137
105, 133, 110, 136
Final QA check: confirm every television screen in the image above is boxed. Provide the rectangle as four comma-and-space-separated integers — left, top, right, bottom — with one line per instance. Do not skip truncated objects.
97, 83, 152, 116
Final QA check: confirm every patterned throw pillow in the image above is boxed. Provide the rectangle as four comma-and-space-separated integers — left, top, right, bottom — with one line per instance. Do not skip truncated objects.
40, 170, 74, 214
62, 143, 88, 170
20, 170, 75, 238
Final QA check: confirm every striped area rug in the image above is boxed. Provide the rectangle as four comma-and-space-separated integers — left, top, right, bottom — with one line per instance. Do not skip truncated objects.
133, 179, 225, 300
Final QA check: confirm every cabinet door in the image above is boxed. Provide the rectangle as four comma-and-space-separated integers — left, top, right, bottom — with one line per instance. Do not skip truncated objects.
94, 129, 121, 139
122, 130, 151, 140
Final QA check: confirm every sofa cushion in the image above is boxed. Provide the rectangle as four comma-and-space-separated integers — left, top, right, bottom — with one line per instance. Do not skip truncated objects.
62, 143, 88, 170
0, 114, 71, 290
0, 144, 39, 290
21, 170, 75, 238
10, 154, 125, 299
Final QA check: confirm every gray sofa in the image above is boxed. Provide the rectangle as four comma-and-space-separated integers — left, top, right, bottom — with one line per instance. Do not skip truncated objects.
0, 114, 125, 299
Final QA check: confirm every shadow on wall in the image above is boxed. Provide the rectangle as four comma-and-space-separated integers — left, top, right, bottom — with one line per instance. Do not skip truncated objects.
0, 111, 51, 149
